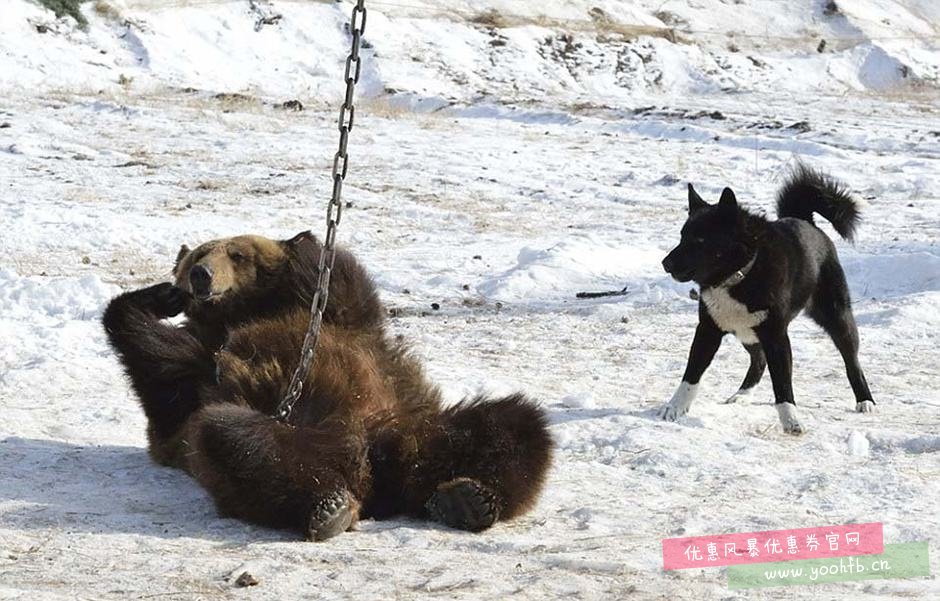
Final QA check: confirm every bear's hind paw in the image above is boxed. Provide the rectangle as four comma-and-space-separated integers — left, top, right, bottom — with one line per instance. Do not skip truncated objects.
306, 489, 357, 542
426, 478, 500, 533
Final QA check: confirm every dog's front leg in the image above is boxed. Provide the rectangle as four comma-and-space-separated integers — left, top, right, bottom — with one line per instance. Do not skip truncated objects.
659, 314, 723, 421
757, 323, 804, 434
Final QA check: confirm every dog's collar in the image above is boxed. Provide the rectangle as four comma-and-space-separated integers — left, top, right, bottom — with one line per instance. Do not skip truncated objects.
718, 253, 757, 288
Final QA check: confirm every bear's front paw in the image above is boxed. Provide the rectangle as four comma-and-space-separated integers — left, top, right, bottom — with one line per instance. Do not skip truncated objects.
139, 283, 189, 318
426, 478, 500, 533
306, 489, 357, 542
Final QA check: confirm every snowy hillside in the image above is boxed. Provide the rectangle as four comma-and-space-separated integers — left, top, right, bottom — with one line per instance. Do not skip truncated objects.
3, 0, 940, 103
1, 1, 939, 600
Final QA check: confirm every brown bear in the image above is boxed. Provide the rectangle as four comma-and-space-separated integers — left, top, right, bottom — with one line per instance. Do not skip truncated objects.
102, 232, 553, 540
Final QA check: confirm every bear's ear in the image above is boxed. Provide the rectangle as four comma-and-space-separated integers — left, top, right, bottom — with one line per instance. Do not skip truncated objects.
688, 183, 708, 214
174, 244, 191, 272
284, 230, 315, 247
718, 187, 738, 209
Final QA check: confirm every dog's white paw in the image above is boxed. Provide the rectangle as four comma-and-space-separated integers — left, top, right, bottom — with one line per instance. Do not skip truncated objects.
658, 402, 685, 421
659, 382, 698, 421
776, 403, 805, 435
856, 400, 875, 413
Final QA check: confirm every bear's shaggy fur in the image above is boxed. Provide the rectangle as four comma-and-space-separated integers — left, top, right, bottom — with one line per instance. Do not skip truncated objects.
102, 232, 552, 540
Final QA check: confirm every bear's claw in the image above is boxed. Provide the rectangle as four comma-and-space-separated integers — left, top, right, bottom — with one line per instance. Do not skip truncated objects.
426, 478, 500, 532
306, 489, 355, 542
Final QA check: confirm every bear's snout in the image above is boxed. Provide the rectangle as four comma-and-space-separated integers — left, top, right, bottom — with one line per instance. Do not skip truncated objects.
190, 264, 214, 299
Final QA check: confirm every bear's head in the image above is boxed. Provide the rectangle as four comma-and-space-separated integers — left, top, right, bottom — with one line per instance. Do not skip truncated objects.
172, 230, 384, 331
173, 231, 316, 320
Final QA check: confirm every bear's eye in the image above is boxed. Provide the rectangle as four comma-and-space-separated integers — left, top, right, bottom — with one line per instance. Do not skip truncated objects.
228, 250, 246, 262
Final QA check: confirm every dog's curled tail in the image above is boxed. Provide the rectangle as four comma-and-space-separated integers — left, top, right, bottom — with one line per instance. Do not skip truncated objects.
776, 164, 861, 241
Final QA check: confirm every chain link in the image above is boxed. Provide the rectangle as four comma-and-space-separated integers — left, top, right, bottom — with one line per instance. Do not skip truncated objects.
277, 0, 367, 423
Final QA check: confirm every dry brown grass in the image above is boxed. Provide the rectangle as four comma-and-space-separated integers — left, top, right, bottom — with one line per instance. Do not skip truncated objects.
93, 0, 121, 20
466, 8, 685, 43
468, 9, 510, 30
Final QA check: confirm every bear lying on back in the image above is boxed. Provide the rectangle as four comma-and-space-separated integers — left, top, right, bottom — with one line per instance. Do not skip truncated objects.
102, 232, 552, 540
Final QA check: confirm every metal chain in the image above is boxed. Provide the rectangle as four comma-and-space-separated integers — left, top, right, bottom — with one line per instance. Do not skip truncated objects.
276, 0, 367, 423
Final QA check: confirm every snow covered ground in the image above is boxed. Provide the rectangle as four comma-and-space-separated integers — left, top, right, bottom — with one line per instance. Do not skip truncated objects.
1, 1, 938, 599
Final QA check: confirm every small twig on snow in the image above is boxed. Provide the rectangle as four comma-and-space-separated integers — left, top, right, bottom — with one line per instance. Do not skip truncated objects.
576, 285, 629, 299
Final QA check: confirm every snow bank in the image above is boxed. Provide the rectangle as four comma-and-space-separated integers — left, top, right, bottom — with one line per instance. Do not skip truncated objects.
0, 268, 117, 321
842, 251, 940, 298
477, 236, 658, 302
0, 1, 354, 98
0, 270, 120, 419
828, 44, 911, 91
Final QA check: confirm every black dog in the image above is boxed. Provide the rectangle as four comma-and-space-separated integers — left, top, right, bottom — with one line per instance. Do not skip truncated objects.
660, 165, 874, 434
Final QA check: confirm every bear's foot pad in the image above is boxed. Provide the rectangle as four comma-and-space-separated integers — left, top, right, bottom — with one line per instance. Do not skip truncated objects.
427, 478, 500, 532
306, 489, 355, 542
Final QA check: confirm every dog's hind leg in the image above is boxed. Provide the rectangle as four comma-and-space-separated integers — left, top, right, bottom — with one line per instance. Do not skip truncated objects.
807, 259, 874, 413
185, 404, 371, 541
724, 344, 766, 404
659, 312, 724, 420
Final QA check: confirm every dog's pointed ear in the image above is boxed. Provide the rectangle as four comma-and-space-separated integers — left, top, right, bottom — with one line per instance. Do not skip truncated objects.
719, 187, 737, 209
174, 244, 191, 273
688, 183, 707, 214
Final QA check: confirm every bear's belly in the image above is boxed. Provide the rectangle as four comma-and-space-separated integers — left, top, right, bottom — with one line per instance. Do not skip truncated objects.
701, 287, 767, 345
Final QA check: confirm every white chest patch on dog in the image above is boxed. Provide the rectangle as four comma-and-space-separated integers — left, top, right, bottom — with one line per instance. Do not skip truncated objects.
701, 287, 767, 345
